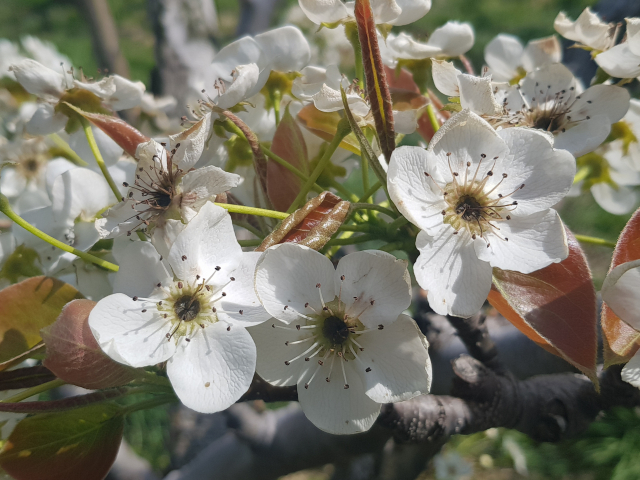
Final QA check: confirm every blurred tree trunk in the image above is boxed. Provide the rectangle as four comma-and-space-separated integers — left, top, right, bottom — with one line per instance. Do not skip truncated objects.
237, 0, 283, 36
147, 0, 218, 117
76, 0, 131, 78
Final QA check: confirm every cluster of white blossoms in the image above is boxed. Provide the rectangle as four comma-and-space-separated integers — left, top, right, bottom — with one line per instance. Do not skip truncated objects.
3, 0, 640, 435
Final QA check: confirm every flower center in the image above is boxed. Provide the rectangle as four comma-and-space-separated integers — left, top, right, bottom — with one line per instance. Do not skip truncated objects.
131, 268, 237, 344
321, 315, 350, 346
121, 144, 184, 236
426, 152, 525, 244
276, 280, 382, 391
173, 294, 201, 322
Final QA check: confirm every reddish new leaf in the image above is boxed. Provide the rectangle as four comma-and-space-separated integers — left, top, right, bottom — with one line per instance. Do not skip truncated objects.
63, 103, 150, 157
488, 229, 598, 385
0, 277, 82, 370
602, 207, 640, 365
257, 192, 350, 251
0, 403, 123, 480
355, 0, 395, 162
41, 300, 140, 389
267, 108, 309, 212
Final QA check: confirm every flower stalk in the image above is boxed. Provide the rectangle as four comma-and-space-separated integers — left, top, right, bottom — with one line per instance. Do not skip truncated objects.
81, 118, 122, 201
0, 194, 120, 272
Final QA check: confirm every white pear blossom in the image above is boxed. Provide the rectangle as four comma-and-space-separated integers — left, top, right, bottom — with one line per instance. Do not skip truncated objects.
388, 110, 574, 317
90, 203, 269, 413
554, 8, 617, 51
8, 59, 145, 138
601, 259, 640, 388
595, 17, 640, 79
434, 63, 631, 157
298, 0, 430, 26
484, 34, 561, 82
380, 22, 475, 67
199, 26, 311, 108
249, 243, 431, 434
96, 125, 241, 255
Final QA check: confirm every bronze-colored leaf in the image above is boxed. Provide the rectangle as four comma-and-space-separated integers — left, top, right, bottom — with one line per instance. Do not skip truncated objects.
257, 192, 349, 251
602, 207, 640, 365
267, 107, 309, 211
355, 0, 395, 162
488, 229, 598, 386
297, 104, 361, 155
41, 300, 140, 389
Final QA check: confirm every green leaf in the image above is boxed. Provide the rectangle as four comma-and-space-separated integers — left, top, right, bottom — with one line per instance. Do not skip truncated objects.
0, 403, 124, 480
0, 277, 82, 369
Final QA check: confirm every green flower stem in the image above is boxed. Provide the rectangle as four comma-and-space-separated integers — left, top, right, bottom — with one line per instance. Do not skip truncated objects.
361, 156, 371, 203
327, 178, 358, 202
239, 239, 262, 247
574, 234, 616, 248
0, 194, 120, 272
81, 118, 121, 201
214, 203, 289, 220
338, 224, 378, 233
351, 202, 397, 218
386, 215, 408, 235
358, 181, 382, 202
233, 220, 264, 239
2, 379, 66, 403
287, 119, 351, 213
325, 234, 377, 247
48, 133, 89, 167
574, 165, 592, 184
260, 147, 323, 194
426, 103, 440, 134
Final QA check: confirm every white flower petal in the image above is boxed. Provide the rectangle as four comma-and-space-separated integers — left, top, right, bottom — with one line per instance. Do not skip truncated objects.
254, 244, 337, 324
519, 63, 577, 108
621, 350, 640, 389
415, 228, 493, 318
312, 84, 370, 117
553, 114, 612, 157
108, 75, 145, 110
298, 358, 381, 434
168, 113, 214, 170
554, 8, 612, 51
425, 21, 475, 57
601, 259, 640, 331
52, 168, 112, 223
336, 250, 411, 328
591, 182, 638, 215
167, 323, 256, 413
431, 60, 462, 97
476, 209, 568, 273
0, 169, 27, 198
457, 74, 502, 115
495, 127, 575, 215
571, 85, 629, 124
168, 202, 242, 283
9, 59, 65, 101
180, 166, 241, 215
389, 0, 431, 26
218, 252, 270, 326
216, 63, 260, 109
358, 314, 431, 403
255, 26, 311, 73
388, 145, 448, 234
112, 240, 171, 298
74, 77, 116, 99
249, 318, 311, 387
484, 34, 523, 81
393, 109, 419, 134
25, 103, 67, 136
299, 0, 350, 25
89, 293, 176, 368
522, 36, 562, 72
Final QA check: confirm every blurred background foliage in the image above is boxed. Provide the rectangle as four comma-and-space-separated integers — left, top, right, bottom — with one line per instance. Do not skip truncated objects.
2, 0, 638, 478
